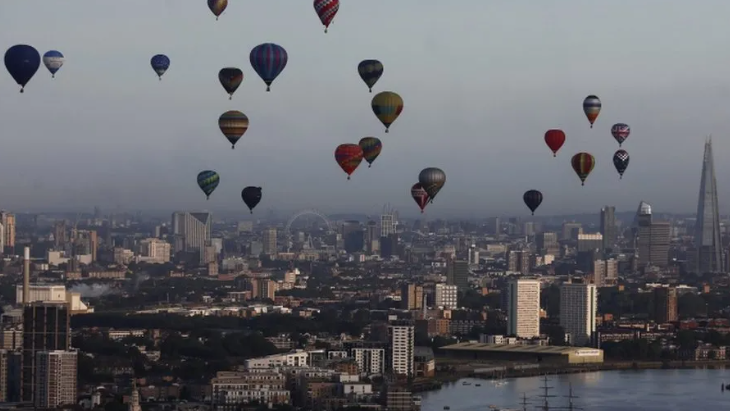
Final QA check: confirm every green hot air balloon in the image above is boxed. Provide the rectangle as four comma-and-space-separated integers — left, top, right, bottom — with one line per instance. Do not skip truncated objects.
197, 170, 220, 200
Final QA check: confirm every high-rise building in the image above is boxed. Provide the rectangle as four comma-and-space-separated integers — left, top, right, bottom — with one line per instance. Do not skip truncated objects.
446, 260, 469, 291
559, 283, 597, 346
88, 230, 98, 262
388, 321, 414, 377
262, 228, 277, 256
171, 212, 212, 263
600, 206, 616, 251
34, 350, 77, 408
635, 202, 670, 267
536, 232, 559, 256
365, 221, 379, 255
342, 221, 364, 253
22, 302, 70, 402
138, 238, 171, 263
380, 213, 396, 238
434, 283, 458, 309
400, 284, 423, 310
694, 138, 723, 273
653, 286, 678, 324
593, 258, 618, 286
0, 211, 16, 252
561, 223, 582, 241
507, 279, 541, 338
54, 221, 67, 249
577, 233, 603, 253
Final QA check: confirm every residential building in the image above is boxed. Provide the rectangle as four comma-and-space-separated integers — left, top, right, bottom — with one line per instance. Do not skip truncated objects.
507, 279, 540, 338
34, 350, 77, 408
388, 321, 414, 377
559, 283, 597, 346
434, 283, 458, 309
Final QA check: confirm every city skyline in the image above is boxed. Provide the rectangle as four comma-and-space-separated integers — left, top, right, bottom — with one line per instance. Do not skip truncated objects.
2, 1, 730, 215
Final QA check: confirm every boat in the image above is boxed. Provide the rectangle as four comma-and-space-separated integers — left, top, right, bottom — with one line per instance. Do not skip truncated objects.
443, 406, 450, 410
462, 381, 471, 386
475, 383, 481, 387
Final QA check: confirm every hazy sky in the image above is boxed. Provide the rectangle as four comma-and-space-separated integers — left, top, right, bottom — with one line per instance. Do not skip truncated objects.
1, 0, 730, 218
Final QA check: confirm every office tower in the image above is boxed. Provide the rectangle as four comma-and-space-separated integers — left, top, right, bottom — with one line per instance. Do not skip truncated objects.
653, 286, 678, 324
22, 302, 70, 402
138, 238, 171, 263
559, 283, 597, 346
171, 212, 212, 263
365, 221, 379, 254
34, 350, 77, 408
23, 247, 30, 304
600, 206, 616, 251
488, 217, 501, 236
342, 221, 364, 253
380, 212, 396, 238
694, 138, 723, 273
536, 232, 559, 256
507, 250, 531, 275
635, 202, 670, 267
507, 279, 541, 338
262, 228, 277, 256
446, 259, 469, 291
561, 222, 582, 241
400, 284, 423, 310
523, 222, 535, 237
434, 283, 458, 309
0, 212, 15, 252
388, 321, 414, 377
53, 221, 67, 249
88, 230, 98, 262
593, 258, 617, 286
577, 233, 603, 253
380, 233, 397, 259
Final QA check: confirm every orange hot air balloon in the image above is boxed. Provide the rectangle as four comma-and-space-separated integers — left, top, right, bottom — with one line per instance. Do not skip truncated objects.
571, 152, 596, 186
334, 144, 364, 180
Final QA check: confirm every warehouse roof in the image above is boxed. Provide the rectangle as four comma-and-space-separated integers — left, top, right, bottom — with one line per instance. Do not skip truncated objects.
440, 342, 601, 355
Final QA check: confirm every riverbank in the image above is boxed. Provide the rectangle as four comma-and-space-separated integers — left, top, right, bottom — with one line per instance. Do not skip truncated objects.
409, 360, 730, 393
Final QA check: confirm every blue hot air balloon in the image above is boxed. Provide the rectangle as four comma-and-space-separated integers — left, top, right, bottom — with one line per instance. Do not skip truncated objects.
4, 45, 41, 93
150, 54, 170, 80
249, 43, 288, 92
42, 50, 65, 78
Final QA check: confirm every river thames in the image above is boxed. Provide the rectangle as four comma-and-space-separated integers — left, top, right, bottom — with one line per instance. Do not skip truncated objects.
419, 369, 730, 410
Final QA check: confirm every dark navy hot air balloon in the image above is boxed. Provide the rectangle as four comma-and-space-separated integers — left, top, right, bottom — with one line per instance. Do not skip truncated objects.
358, 60, 384, 93
523, 190, 543, 215
250, 43, 288, 92
4, 45, 41, 93
241, 186, 263, 214
42, 50, 65, 78
150, 54, 170, 80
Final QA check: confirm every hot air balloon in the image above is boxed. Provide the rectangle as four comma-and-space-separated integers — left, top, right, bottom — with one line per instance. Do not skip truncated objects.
571, 153, 596, 186
544, 129, 566, 157
358, 59, 383, 93
219, 68, 243, 100
613, 149, 630, 179
241, 186, 263, 214
582, 95, 601, 128
334, 144, 364, 180
219, 111, 249, 149
523, 190, 543, 215
372, 91, 403, 133
250, 43, 288, 92
197, 170, 220, 200
42, 50, 64, 79
4, 45, 40, 93
418, 168, 446, 203
313, 0, 339, 33
208, 0, 228, 20
358, 137, 382, 168
411, 183, 430, 213
611, 123, 631, 147
151, 54, 170, 80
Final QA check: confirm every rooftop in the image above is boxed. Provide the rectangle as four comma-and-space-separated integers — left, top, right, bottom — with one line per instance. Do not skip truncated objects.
440, 342, 600, 355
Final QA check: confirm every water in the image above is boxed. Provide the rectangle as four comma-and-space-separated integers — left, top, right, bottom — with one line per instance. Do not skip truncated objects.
420, 369, 730, 410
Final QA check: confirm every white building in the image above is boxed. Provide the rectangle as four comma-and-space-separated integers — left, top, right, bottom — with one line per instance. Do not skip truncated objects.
388, 322, 414, 377
559, 283, 597, 346
243, 350, 309, 369
35, 350, 78, 409
211, 372, 290, 406
352, 347, 385, 375
434, 283, 458, 309
137, 238, 171, 263
15, 285, 92, 313
507, 279, 541, 338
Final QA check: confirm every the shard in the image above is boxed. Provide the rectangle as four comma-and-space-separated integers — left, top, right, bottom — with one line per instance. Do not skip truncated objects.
694, 137, 722, 273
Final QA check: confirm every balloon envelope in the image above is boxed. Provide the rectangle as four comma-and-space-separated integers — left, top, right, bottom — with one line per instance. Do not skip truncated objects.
418, 167, 446, 202
611, 123, 631, 146
613, 149, 630, 179
358, 59, 383, 92
197, 170, 220, 199
241, 186, 263, 213
219, 111, 249, 149
582, 95, 601, 128
334, 144, 364, 179
313, 0, 340, 32
4, 45, 41, 92
544, 129, 565, 157
358, 137, 382, 167
250, 43, 288, 91
523, 190, 543, 215
208, 0, 228, 19
371, 91, 404, 133
42, 50, 64, 78
151, 54, 170, 79
571, 152, 596, 186
219, 68, 243, 99
411, 183, 430, 213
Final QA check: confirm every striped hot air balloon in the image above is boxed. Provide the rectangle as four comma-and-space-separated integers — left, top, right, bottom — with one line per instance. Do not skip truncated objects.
218, 111, 249, 149
313, 0, 339, 33
249, 43, 288, 92
582, 95, 601, 128
571, 152, 596, 186
371, 91, 404, 133
197, 170, 220, 200
358, 137, 382, 168
334, 144, 364, 180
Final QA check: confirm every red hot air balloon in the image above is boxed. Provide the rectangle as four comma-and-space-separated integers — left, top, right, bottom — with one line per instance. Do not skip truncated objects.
411, 183, 430, 213
313, 0, 339, 33
571, 152, 596, 186
544, 129, 566, 157
334, 144, 364, 180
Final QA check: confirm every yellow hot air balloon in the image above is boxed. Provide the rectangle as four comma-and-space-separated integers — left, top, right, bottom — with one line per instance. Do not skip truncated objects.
371, 91, 403, 133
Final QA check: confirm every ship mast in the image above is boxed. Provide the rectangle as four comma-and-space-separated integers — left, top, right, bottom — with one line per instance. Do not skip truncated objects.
535, 375, 557, 411
521, 393, 531, 411
562, 383, 583, 411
